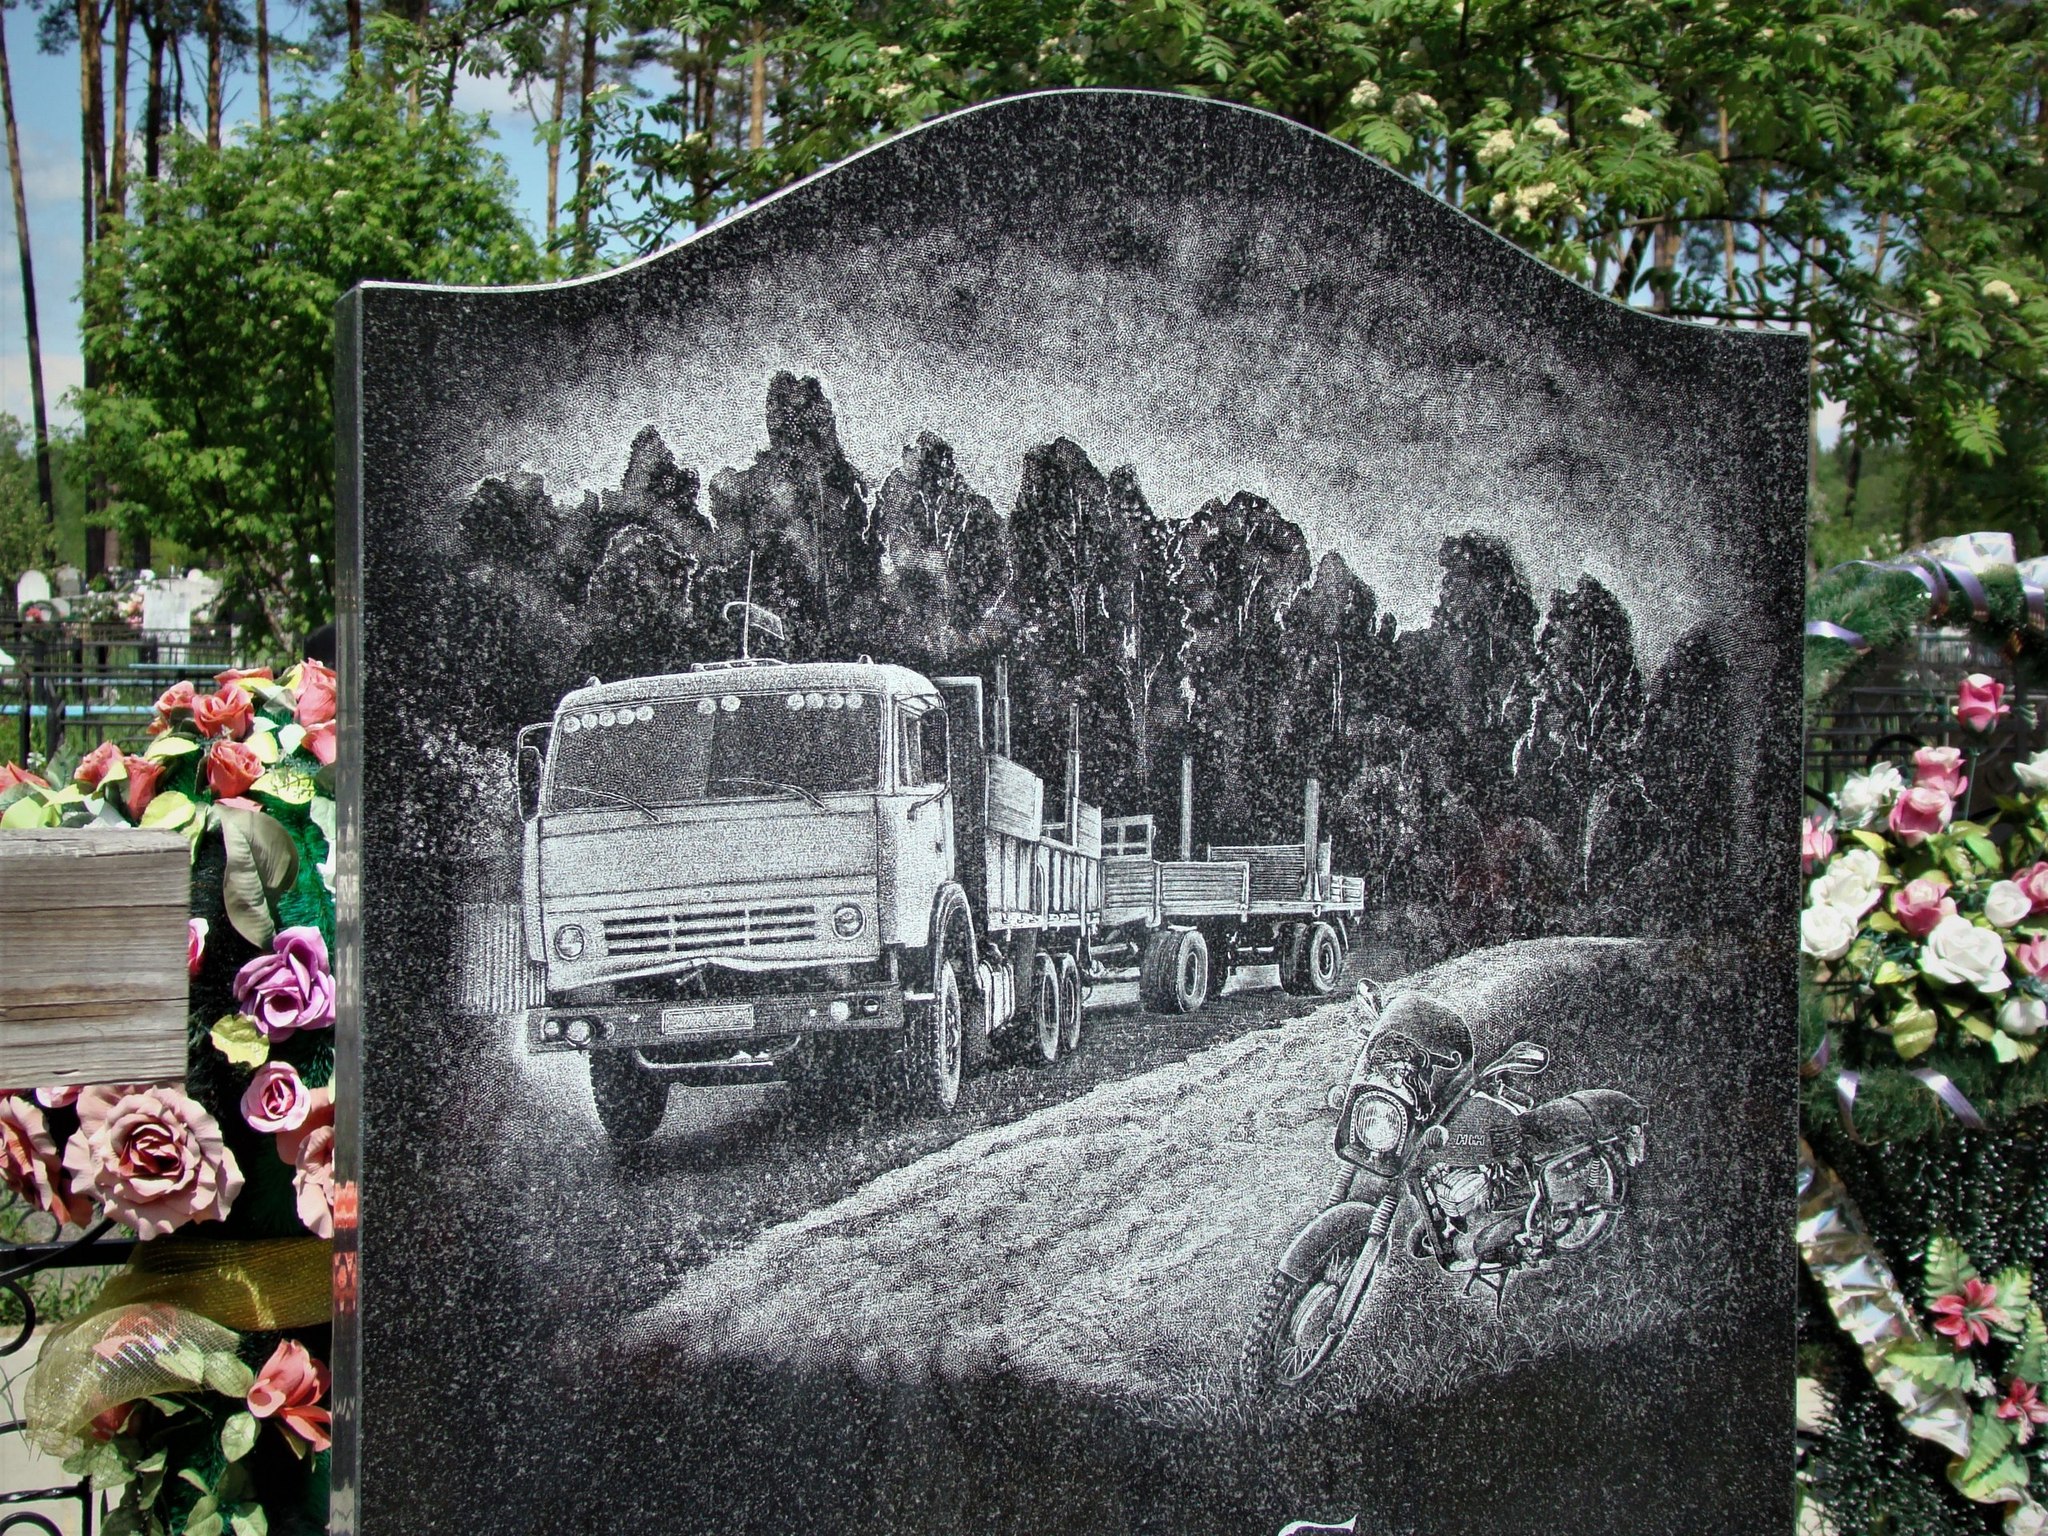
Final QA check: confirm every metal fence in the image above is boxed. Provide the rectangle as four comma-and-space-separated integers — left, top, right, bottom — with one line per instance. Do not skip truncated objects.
1, 624, 240, 767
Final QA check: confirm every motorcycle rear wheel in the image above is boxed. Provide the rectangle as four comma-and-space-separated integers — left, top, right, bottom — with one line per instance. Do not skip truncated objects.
1239, 1230, 1386, 1393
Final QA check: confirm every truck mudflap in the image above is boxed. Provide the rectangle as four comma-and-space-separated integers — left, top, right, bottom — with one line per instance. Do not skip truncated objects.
525, 986, 905, 1054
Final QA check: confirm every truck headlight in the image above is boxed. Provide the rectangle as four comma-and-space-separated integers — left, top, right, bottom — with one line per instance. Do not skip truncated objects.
554, 924, 587, 960
832, 904, 864, 938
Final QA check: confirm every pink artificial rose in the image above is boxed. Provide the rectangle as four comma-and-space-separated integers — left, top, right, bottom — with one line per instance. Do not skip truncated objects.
192, 683, 254, 740
276, 1087, 335, 1240
2017, 935, 2048, 978
205, 739, 263, 799
240, 1061, 311, 1134
2014, 862, 2048, 914
1893, 878, 1959, 937
1888, 784, 1954, 846
187, 918, 207, 978
72, 741, 121, 790
60, 1085, 242, 1239
0, 1095, 90, 1226
247, 1339, 332, 1451
301, 719, 337, 767
214, 667, 274, 689
233, 928, 336, 1041
33, 1086, 79, 1109
1913, 746, 1970, 800
1956, 674, 2010, 733
293, 660, 337, 728
120, 755, 163, 818
1801, 815, 1836, 875
153, 680, 196, 720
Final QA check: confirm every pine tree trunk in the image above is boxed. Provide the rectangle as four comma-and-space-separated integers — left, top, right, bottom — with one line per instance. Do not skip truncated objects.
203, 0, 222, 148
0, 10, 55, 525
572, 0, 599, 262
1651, 218, 1675, 315
1717, 105, 1736, 317
748, 19, 764, 152
543, 15, 570, 240
256, 0, 270, 124
143, 5, 163, 180
107, 0, 130, 222
78, 0, 103, 251
346, 0, 362, 65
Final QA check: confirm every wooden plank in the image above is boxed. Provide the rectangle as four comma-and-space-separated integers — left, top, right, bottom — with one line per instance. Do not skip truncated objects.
1101, 858, 1160, 923
1209, 843, 1309, 905
0, 829, 191, 1085
1072, 804, 1102, 860
1159, 860, 1249, 915
985, 756, 1044, 842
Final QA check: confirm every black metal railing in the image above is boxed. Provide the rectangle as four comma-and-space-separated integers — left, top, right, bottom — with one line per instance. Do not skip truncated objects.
2, 625, 240, 765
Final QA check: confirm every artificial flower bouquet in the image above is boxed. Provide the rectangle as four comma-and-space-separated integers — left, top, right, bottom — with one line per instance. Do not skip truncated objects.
0, 661, 341, 1536
1802, 672, 2048, 1134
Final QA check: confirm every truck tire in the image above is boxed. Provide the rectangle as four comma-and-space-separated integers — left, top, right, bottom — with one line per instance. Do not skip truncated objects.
590, 1049, 669, 1145
1277, 922, 1309, 994
1058, 952, 1085, 1054
1028, 952, 1062, 1065
903, 957, 965, 1115
1141, 927, 1209, 1015
1299, 921, 1345, 997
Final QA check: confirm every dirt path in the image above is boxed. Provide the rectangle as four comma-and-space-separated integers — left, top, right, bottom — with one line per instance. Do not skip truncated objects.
611, 937, 1722, 1421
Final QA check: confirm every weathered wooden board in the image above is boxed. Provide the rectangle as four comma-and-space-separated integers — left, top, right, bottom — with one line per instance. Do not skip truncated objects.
985, 756, 1044, 842
0, 828, 190, 1085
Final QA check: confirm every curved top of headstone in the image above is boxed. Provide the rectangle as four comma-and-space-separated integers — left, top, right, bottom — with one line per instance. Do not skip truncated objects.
345, 88, 1805, 664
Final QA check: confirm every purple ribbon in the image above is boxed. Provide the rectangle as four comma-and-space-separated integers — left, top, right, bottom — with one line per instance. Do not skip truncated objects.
2025, 581, 2046, 635
1836, 1070, 1865, 1143
1908, 1068, 1988, 1130
1802, 1034, 1832, 1079
1805, 621, 1870, 652
1934, 560, 1991, 624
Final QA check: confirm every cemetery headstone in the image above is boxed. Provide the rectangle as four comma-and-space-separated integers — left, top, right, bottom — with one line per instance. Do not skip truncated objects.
334, 90, 1807, 1535
14, 569, 50, 611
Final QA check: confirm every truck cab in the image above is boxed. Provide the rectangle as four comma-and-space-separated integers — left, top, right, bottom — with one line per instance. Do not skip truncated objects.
515, 658, 964, 1141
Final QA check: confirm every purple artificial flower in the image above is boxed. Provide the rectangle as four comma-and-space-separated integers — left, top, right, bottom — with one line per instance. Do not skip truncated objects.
232, 926, 337, 1041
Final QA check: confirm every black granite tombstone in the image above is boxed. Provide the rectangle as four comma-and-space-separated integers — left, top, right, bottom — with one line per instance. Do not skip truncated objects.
334, 89, 1805, 1536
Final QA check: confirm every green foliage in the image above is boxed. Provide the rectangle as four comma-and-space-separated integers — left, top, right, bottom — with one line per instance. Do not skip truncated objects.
0, 413, 57, 596
71, 85, 542, 641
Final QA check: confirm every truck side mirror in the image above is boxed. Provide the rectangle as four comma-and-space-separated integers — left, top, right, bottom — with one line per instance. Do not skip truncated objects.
514, 722, 550, 820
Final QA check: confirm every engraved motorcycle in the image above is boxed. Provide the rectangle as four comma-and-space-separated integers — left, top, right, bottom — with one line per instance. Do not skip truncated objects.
1240, 990, 1648, 1392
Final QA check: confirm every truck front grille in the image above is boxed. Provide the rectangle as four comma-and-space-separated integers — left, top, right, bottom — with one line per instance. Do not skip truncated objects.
603, 902, 820, 959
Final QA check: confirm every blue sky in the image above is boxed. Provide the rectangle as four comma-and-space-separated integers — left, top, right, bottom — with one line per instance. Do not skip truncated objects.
0, 2, 572, 429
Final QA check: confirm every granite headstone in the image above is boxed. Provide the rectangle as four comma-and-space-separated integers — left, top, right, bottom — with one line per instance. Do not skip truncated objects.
334, 89, 1806, 1536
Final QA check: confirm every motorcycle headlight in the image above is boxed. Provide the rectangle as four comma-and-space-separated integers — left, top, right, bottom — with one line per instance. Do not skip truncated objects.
1345, 1090, 1411, 1157
554, 923, 587, 960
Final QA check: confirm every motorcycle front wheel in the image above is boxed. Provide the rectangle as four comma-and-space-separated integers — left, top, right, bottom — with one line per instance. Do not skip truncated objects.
1239, 1230, 1388, 1393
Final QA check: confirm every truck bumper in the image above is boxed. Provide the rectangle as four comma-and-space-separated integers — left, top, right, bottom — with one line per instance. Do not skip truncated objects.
525, 985, 905, 1055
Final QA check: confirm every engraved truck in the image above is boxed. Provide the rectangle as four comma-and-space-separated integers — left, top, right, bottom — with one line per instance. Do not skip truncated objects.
515, 656, 1364, 1144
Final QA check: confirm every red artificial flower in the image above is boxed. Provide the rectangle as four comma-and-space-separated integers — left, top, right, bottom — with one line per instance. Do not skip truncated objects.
1998, 1379, 2048, 1445
0, 762, 50, 791
247, 1339, 332, 1452
1956, 673, 2011, 733
120, 755, 163, 818
1931, 1277, 2007, 1349
72, 741, 121, 789
192, 683, 255, 740
214, 667, 274, 688
153, 680, 197, 719
205, 740, 264, 799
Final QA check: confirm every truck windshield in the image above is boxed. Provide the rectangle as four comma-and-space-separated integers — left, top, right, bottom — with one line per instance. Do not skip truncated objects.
547, 689, 881, 811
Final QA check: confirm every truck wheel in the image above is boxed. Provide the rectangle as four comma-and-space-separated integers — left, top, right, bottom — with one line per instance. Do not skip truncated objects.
1029, 953, 1062, 1065
1300, 921, 1344, 997
1277, 922, 1309, 994
1058, 952, 1085, 1054
590, 1049, 669, 1145
1142, 927, 1209, 1015
903, 958, 965, 1114
901, 958, 962, 1114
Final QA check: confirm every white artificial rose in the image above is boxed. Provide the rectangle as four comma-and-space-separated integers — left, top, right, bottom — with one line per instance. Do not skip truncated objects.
2015, 750, 2048, 792
1835, 763, 1904, 828
1808, 847, 1883, 917
1800, 904, 1857, 962
1997, 996, 2047, 1038
1919, 913, 2011, 994
1985, 880, 2034, 928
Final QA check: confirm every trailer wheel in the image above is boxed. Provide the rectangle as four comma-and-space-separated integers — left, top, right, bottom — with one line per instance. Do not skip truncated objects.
1141, 927, 1210, 1014
1299, 921, 1345, 997
1277, 922, 1309, 994
1029, 953, 1063, 1065
590, 1048, 669, 1145
1058, 952, 1085, 1054
903, 957, 965, 1114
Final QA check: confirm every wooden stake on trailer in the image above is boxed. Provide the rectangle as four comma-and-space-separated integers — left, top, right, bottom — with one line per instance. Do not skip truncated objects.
1179, 753, 1194, 862
1065, 704, 1082, 844
994, 658, 1012, 758
1302, 777, 1321, 900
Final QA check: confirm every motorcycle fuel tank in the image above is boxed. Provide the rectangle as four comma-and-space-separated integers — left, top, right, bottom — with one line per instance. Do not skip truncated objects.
1428, 1092, 1529, 1168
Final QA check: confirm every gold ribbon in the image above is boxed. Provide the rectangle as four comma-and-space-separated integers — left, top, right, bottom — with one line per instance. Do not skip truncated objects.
23, 1236, 331, 1455
1799, 1140, 2048, 1534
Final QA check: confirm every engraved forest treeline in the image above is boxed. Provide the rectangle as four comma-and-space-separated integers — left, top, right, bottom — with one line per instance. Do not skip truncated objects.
433, 372, 1734, 944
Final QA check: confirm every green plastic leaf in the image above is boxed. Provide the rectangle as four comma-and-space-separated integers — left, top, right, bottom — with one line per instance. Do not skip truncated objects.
278, 722, 307, 757
1872, 958, 1913, 986
229, 1504, 269, 1536
209, 1015, 268, 1070
139, 790, 196, 831
2013, 1306, 2047, 1382
216, 804, 299, 948
1991, 1269, 2033, 1333
1954, 1408, 2027, 1500
1927, 1234, 1979, 1302
0, 794, 58, 829
144, 733, 201, 760
185, 1506, 224, 1536
1965, 836, 2003, 872
1886, 1340, 1982, 1392
219, 1410, 259, 1464
159, 1343, 206, 1384
203, 1351, 257, 1399
1958, 1012, 1998, 1045
1867, 911, 1905, 936
1890, 1004, 1938, 1059
1851, 829, 1892, 854
245, 728, 280, 766
249, 765, 316, 805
